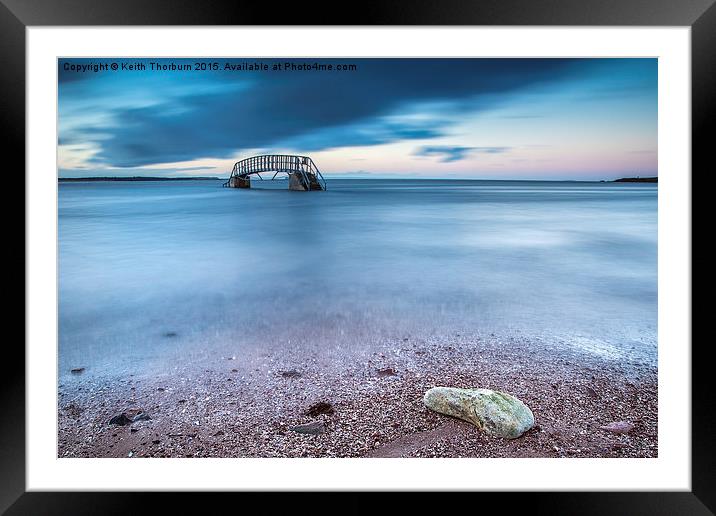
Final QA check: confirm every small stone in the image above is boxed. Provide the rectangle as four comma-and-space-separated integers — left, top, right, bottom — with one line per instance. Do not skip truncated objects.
377, 367, 397, 377
108, 409, 151, 426
305, 401, 335, 417
109, 413, 132, 426
70, 367, 85, 375
163, 332, 178, 338
290, 421, 325, 435
423, 387, 534, 439
279, 369, 301, 378
599, 421, 634, 434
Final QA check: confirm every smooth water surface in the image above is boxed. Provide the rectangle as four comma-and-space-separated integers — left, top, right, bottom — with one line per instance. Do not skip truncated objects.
58, 179, 657, 378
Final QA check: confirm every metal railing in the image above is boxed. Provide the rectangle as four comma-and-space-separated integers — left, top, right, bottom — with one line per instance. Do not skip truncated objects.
223, 154, 327, 190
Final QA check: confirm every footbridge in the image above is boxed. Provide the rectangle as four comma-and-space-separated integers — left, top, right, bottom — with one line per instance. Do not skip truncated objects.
223, 154, 326, 191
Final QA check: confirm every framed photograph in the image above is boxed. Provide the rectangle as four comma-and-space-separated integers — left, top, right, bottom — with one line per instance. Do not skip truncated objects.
7, 0, 710, 512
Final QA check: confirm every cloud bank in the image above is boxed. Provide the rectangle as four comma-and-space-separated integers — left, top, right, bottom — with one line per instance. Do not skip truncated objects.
59, 58, 590, 167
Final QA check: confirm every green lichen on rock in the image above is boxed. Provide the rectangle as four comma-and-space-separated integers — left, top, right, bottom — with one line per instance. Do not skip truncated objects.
423, 387, 534, 439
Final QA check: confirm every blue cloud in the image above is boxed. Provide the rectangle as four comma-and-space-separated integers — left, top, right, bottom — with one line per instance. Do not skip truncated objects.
414, 146, 475, 162
414, 145, 512, 162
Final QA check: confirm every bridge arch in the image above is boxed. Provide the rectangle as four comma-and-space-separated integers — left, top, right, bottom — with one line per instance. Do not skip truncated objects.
223, 154, 326, 191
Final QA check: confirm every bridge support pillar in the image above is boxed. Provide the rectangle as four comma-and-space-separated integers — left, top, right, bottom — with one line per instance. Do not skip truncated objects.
229, 176, 251, 188
288, 173, 307, 191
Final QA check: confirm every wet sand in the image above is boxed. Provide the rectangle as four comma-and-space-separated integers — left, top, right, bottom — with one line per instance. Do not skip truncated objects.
58, 332, 657, 458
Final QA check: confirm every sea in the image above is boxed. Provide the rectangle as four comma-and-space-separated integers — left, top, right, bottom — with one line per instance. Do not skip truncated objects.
58, 179, 657, 379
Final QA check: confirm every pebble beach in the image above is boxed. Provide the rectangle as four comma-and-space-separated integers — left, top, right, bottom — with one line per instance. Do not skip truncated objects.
58, 330, 657, 458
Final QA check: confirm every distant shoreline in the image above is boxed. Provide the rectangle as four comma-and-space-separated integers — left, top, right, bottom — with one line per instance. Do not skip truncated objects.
59, 176, 221, 182
611, 177, 658, 183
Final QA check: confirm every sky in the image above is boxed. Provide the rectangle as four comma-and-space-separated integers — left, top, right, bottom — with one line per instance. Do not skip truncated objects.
58, 58, 657, 180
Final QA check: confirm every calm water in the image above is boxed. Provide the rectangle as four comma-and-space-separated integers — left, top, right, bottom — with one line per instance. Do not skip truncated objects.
58, 179, 657, 378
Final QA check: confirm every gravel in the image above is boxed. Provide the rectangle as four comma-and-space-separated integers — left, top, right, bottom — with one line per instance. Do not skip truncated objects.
58, 331, 657, 458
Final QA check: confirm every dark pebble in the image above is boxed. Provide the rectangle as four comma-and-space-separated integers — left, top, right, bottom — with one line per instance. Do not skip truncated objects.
109, 413, 132, 426
305, 401, 335, 417
109, 410, 151, 426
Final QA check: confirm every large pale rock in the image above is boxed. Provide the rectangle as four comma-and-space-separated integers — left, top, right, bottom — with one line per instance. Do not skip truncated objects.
423, 387, 534, 439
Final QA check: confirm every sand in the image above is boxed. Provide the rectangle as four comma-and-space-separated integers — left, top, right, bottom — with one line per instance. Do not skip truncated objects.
58, 331, 657, 458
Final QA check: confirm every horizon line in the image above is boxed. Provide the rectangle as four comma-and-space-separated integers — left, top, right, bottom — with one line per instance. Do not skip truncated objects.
58, 175, 658, 183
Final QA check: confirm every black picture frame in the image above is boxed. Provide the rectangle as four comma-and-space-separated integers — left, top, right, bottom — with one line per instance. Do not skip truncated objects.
4, 0, 710, 513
